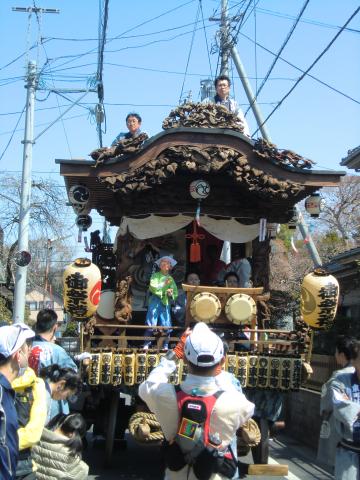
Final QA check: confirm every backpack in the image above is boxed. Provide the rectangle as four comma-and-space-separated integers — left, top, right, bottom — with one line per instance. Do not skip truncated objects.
162, 386, 237, 480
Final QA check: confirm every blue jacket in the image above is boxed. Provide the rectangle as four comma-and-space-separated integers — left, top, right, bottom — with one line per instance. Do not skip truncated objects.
30, 336, 77, 422
0, 373, 19, 480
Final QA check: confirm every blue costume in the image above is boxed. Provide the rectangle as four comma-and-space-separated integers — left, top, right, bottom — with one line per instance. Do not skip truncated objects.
144, 271, 178, 348
29, 335, 77, 422
331, 371, 360, 479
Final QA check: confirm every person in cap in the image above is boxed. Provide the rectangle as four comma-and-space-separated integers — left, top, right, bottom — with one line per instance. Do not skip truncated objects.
28, 309, 77, 420
144, 256, 178, 349
0, 323, 35, 480
139, 323, 254, 480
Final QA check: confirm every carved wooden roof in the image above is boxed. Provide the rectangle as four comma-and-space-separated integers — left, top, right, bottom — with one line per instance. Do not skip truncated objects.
57, 105, 345, 226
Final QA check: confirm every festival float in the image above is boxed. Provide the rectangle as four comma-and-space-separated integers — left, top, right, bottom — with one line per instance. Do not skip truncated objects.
56, 100, 344, 466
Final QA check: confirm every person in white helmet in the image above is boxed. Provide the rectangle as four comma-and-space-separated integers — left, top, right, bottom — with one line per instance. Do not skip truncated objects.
139, 323, 254, 480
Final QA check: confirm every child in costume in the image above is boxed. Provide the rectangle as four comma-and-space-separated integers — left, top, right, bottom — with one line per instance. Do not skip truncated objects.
144, 256, 178, 349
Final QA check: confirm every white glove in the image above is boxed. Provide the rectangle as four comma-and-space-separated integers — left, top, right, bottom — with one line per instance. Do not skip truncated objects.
74, 352, 92, 361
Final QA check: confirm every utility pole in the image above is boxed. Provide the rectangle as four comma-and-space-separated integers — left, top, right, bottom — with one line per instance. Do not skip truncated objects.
13, 61, 37, 323
219, 0, 230, 77
12, 6, 60, 322
217, 3, 322, 266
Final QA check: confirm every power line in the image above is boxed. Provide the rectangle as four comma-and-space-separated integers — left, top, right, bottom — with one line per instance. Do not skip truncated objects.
40, 1, 197, 73
179, 3, 201, 103
256, 7, 360, 34
0, 105, 26, 162
239, 31, 360, 106
245, 0, 310, 116
252, 5, 360, 137
199, 0, 213, 79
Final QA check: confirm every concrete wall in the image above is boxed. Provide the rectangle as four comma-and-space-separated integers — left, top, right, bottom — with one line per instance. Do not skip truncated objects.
284, 388, 321, 449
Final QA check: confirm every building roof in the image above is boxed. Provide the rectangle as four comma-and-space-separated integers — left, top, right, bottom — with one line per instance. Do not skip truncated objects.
326, 247, 360, 279
341, 146, 360, 171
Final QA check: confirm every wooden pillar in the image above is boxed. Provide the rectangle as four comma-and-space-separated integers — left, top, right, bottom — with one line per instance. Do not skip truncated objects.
251, 236, 271, 291
252, 236, 271, 329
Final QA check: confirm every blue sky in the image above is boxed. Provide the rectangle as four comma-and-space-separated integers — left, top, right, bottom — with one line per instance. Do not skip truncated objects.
0, 0, 359, 251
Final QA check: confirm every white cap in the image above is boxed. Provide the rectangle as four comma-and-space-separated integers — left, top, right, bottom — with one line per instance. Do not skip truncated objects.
184, 322, 224, 367
0, 323, 35, 359
155, 256, 177, 268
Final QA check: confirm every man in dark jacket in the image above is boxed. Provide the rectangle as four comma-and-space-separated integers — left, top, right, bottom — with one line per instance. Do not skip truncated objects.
0, 323, 35, 480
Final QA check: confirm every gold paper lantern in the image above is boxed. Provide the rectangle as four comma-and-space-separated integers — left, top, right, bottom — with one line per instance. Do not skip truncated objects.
301, 268, 339, 329
63, 258, 102, 321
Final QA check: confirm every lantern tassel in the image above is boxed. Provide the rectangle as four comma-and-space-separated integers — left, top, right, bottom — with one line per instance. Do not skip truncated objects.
185, 220, 205, 264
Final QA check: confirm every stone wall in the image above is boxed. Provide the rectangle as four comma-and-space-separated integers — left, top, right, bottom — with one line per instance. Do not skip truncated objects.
284, 388, 321, 449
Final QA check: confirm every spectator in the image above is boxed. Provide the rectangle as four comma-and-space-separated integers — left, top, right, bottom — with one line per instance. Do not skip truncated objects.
139, 323, 254, 479
203, 245, 225, 285
29, 309, 77, 420
32, 413, 88, 480
328, 339, 360, 479
0, 323, 35, 480
39, 364, 82, 425
318, 336, 357, 469
223, 271, 240, 288
111, 112, 143, 145
219, 250, 252, 288
203, 75, 250, 136
12, 363, 47, 480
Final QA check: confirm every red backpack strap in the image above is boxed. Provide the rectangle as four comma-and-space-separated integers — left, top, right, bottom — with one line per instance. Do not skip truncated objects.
175, 386, 224, 446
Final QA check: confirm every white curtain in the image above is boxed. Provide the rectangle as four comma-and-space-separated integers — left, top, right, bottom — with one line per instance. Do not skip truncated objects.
115, 214, 259, 249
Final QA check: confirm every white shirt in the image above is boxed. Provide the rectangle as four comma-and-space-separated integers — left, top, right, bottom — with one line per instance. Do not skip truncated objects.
139, 357, 254, 480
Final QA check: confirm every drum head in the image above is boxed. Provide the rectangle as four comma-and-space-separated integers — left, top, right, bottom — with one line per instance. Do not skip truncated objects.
190, 292, 221, 323
225, 294, 256, 325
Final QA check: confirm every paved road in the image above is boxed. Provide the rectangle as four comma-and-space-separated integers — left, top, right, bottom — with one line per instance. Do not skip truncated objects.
85, 433, 333, 479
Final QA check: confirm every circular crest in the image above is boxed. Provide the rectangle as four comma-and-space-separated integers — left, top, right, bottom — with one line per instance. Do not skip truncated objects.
190, 292, 221, 323
69, 184, 90, 205
189, 180, 210, 200
225, 294, 256, 325
72, 203, 90, 215
76, 214, 92, 231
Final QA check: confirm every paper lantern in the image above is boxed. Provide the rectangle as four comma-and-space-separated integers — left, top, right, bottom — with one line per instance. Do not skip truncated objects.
189, 180, 210, 200
287, 208, 299, 230
69, 185, 90, 205
63, 258, 102, 321
305, 193, 325, 218
301, 268, 339, 329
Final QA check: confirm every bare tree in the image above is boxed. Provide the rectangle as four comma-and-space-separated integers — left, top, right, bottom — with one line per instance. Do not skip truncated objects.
0, 174, 75, 296
0, 174, 69, 240
319, 176, 360, 242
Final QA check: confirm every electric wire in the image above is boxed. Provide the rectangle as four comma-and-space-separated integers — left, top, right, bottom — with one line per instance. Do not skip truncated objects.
239, 31, 360, 106
256, 7, 360, 34
0, 106, 26, 162
199, 0, 213, 79
41, 1, 197, 73
179, 3, 201, 104
252, 6, 360, 137
245, 0, 310, 116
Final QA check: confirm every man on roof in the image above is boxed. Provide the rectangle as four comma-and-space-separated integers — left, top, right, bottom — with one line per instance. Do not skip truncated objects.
203, 75, 250, 137
111, 112, 143, 145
